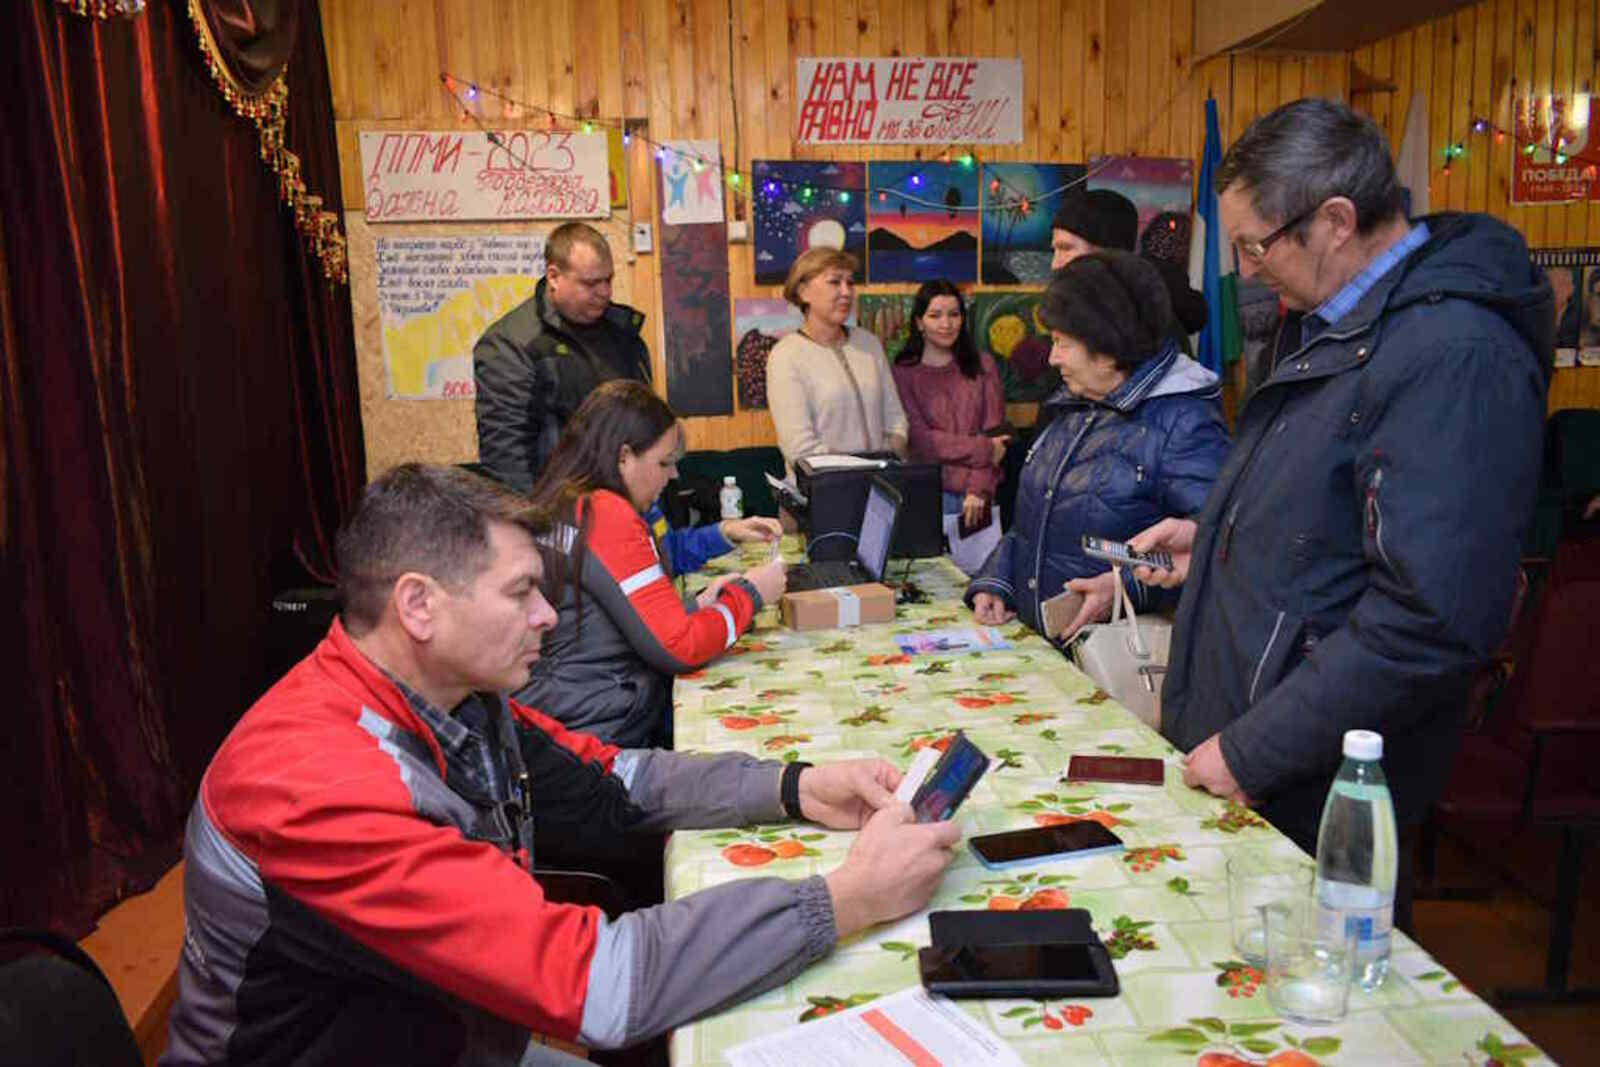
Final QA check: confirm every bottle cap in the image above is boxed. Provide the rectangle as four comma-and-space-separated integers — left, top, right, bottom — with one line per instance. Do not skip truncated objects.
723, 476, 737, 485
1343, 729, 1383, 761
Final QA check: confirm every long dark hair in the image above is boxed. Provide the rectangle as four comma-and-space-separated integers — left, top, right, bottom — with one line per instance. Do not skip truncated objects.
531, 379, 679, 518
530, 381, 681, 616
895, 279, 982, 379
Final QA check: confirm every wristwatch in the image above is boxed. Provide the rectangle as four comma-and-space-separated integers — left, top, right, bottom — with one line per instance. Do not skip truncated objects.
780, 761, 813, 820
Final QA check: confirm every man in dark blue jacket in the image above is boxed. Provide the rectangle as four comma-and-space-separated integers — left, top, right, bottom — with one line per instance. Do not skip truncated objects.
1133, 100, 1551, 924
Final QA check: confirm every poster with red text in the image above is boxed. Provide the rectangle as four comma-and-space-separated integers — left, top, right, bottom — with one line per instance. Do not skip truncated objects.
359, 129, 609, 221
793, 58, 1022, 145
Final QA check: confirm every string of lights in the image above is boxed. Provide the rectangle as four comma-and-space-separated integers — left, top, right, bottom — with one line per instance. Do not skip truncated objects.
437, 69, 1200, 217
1436, 114, 1600, 177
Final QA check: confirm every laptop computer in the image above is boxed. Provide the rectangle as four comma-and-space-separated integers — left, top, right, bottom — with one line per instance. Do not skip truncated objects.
786, 476, 903, 592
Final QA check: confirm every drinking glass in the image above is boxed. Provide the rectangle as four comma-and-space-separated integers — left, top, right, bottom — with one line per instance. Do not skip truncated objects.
1226, 853, 1314, 966
1260, 898, 1358, 1024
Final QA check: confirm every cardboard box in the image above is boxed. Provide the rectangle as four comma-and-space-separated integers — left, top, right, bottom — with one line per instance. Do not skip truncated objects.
780, 583, 896, 631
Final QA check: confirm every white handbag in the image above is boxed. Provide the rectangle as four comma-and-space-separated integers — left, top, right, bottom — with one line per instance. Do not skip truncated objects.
1069, 564, 1172, 730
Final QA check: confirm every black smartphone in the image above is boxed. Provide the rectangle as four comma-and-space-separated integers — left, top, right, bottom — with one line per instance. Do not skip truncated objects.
918, 942, 1120, 999
969, 821, 1124, 869
1080, 534, 1175, 572
910, 731, 988, 823
957, 505, 994, 538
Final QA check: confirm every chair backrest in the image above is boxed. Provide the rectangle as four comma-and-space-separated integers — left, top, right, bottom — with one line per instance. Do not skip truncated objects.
673, 447, 787, 520
1491, 535, 1600, 753
0, 929, 142, 1067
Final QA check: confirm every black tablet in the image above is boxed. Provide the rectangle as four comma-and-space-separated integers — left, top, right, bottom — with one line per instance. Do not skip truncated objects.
917, 940, 1120, 999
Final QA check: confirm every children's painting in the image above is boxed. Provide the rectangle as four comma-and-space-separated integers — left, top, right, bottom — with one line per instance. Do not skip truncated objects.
752, 160, 867, 284
969, 292, 1060, 402
1087, 156, 1195, 250
980, 162, 1086, 283
855, 294, 917, 362
865, 162, 979, 283
732, 299, 804, 409
659, 140, 724, 226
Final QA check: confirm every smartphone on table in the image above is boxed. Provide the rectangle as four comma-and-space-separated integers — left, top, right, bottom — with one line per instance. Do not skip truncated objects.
968, 820, 1124, 870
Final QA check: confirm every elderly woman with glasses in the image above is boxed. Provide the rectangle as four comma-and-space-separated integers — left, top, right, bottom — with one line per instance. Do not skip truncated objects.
965, 251, 1230, 640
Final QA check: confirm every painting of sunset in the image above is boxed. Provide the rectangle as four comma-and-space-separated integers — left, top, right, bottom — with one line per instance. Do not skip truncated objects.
865, 162, 979, 283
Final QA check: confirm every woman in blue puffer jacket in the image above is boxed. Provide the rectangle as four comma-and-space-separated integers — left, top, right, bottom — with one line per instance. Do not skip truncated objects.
966, 250, 1230, 638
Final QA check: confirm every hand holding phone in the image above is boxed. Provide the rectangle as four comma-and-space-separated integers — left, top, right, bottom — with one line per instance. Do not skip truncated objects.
824, 804, 962, 939
908, 731, 989, 823
1081, 534, 1175, 573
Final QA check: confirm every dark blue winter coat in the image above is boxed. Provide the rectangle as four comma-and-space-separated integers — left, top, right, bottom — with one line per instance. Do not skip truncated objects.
1161, 213, 1552, 851
965, 344, 1231, 632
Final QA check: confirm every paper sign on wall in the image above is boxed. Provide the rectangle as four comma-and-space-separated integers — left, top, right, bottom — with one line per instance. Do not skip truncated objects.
360, 130, 609, 222
794, 57, 1022, 145
659, 140, 725, 226
376, 235, 545, 399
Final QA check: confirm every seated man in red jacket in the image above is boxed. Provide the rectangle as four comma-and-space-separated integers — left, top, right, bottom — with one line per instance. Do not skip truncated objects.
162, 464, 959, 1067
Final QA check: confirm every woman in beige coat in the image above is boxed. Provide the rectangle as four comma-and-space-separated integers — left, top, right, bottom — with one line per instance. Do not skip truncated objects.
765, 248, 908, 474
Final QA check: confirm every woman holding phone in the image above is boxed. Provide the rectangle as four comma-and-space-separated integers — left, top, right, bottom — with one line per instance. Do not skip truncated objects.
965, 251, 1229, 641
891, 279, 1008, 535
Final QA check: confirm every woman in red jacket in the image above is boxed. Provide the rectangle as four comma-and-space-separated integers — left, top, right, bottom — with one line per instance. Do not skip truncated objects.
890, 280, 1008, 535
516, 381, 787, 747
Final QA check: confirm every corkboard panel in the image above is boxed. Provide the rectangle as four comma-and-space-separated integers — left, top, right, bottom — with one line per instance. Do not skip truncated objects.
345, 210, 637, 478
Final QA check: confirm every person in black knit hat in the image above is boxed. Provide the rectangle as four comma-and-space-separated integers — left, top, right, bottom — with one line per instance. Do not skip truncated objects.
1050, 189, 1208, 337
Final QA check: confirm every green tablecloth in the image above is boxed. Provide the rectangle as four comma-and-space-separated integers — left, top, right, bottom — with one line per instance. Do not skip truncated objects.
665, 550, 1549, 1067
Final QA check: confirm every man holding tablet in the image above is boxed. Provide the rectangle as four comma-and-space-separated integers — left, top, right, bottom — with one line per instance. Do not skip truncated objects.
161, 464, 960, 1067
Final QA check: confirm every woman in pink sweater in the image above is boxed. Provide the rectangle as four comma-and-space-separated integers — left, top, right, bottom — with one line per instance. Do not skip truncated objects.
890, 280, 1008, 532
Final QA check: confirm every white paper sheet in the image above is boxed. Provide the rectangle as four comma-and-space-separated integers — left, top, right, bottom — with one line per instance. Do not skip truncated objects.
942, 507, 1002, 575
723, 988, 1023, 1067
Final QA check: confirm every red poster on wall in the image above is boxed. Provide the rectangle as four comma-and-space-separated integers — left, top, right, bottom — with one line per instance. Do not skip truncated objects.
1511, 95, 1600, 204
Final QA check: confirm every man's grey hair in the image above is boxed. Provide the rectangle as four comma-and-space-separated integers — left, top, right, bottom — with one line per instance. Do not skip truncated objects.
1216, 98, 1406, 238
335, 463, 551, 635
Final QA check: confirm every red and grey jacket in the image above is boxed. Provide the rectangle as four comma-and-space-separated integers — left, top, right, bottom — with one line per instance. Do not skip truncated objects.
161, 620, 835, 1066
516, 489, 763, 747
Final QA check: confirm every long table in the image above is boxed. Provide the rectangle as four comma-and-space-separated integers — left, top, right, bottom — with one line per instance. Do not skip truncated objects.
666, 550, 1551, 1066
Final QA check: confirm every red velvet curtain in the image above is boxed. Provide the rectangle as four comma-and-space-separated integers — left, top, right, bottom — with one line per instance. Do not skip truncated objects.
0, 0, 364, 935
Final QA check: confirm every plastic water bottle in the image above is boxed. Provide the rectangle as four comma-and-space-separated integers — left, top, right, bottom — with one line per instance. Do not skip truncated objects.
719, 476, 743, 520
1314, 729, 1398, 991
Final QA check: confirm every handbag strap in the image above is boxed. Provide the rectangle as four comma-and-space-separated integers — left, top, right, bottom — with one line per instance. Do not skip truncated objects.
1108, 564, 1150, 658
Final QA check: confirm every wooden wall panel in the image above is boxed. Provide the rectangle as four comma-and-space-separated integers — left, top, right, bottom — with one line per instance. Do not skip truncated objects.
322, 0, 1394, 474
1350, 0, 1600, 411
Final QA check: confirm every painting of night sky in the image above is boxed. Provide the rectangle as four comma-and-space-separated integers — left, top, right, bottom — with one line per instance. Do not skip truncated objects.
1087, 156, 1195, 248
865, 162, 979, 283
979, 162, 1086, 283
752, 160, 866, 285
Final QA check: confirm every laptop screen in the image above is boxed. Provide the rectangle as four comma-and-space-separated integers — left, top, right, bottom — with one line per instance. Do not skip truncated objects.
856, 481, 897, 578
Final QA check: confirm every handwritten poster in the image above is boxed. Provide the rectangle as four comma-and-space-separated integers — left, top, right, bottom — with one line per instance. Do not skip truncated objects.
375, 235, 546, 399
360, 130, 609, 222
793, 57, 1022, 145
659, 140, 725, 226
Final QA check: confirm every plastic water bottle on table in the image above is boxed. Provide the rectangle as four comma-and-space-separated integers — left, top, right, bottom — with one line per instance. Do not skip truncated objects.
1314, 728, 1398, 991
